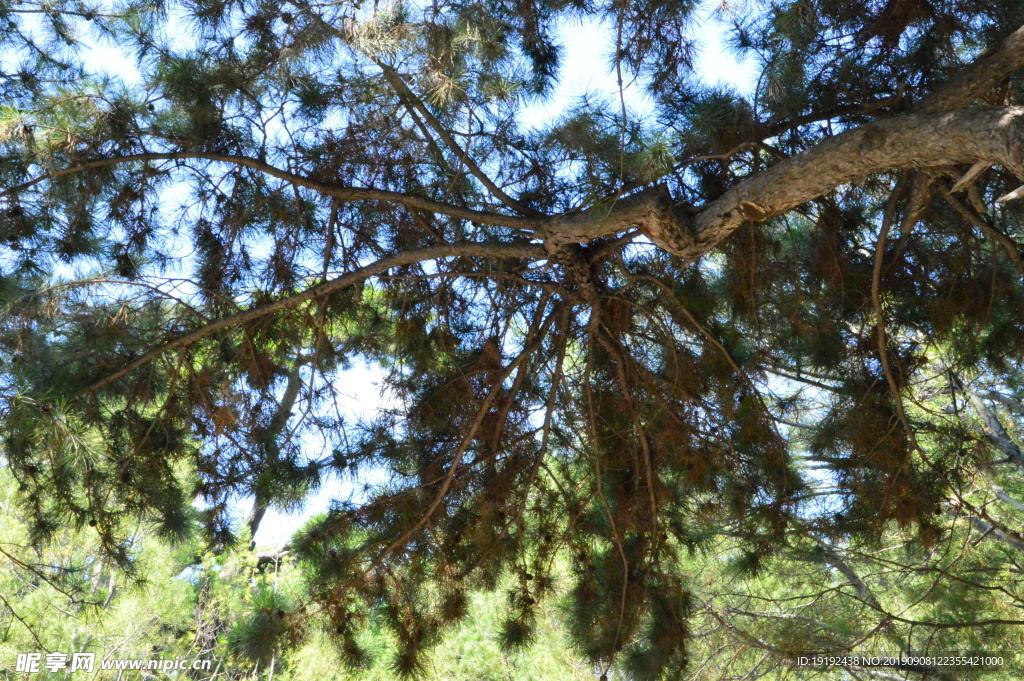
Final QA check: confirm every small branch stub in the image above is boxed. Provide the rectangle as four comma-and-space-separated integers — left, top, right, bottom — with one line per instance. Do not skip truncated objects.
951, 161, 991, 193
996, 185, 1024, 203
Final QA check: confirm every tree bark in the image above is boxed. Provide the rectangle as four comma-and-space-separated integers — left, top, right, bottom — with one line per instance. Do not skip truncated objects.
538, 19, 1024, 256
540, 107, 1024, 259
32, 107, 1024, 273
951, 374, 1024, 470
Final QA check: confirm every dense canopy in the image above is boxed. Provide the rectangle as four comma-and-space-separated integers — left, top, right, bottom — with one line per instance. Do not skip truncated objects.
3, 0, 1024, 678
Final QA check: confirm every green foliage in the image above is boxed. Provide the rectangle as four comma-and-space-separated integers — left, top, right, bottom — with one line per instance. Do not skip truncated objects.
3, 0, 1024, 679
228, 589, 303, 667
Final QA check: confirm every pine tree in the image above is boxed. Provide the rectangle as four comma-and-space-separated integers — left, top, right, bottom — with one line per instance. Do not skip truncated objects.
3, 0, 1024, 677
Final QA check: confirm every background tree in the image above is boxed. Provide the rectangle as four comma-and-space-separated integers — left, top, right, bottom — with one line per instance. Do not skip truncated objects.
3, 0, 1024, 678
0, 469, 595, 681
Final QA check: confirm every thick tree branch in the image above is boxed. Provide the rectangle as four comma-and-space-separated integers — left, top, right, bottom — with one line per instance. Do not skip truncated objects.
538, 22, 1024, 255
952, 374, 1024, 470
985, 391, 1024, 415
963, 514, 1024, 552
534, 184, 683, 250
819, 546, 883, 612
951, 494, 1024, 552
601, 107, 1024, 259
991, 484, 1024, 513
14, 111, 1024, 267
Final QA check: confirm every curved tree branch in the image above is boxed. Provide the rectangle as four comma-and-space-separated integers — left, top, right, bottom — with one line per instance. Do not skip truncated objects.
83, 241, 544, 393
1, 151, 538, 231
14, 106, 1024, 267
687, 107, 1024, 255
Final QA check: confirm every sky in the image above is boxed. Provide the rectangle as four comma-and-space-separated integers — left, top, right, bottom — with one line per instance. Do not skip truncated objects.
249, 5, 758, 548
517, 9, 756, 129
22, 0, 758, 548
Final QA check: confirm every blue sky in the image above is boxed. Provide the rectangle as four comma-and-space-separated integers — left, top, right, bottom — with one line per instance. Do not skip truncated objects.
249, 6, 758, 548
28, 0, 758, 548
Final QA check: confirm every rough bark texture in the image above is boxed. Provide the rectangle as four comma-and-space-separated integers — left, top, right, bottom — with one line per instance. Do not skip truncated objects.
535, 185, 685, 251
18, 20, 1024, 273
62, 107, 1024, 390
536, 21, 1024, 258
567, 107, 1024, 260
694, 108, 1024, 225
